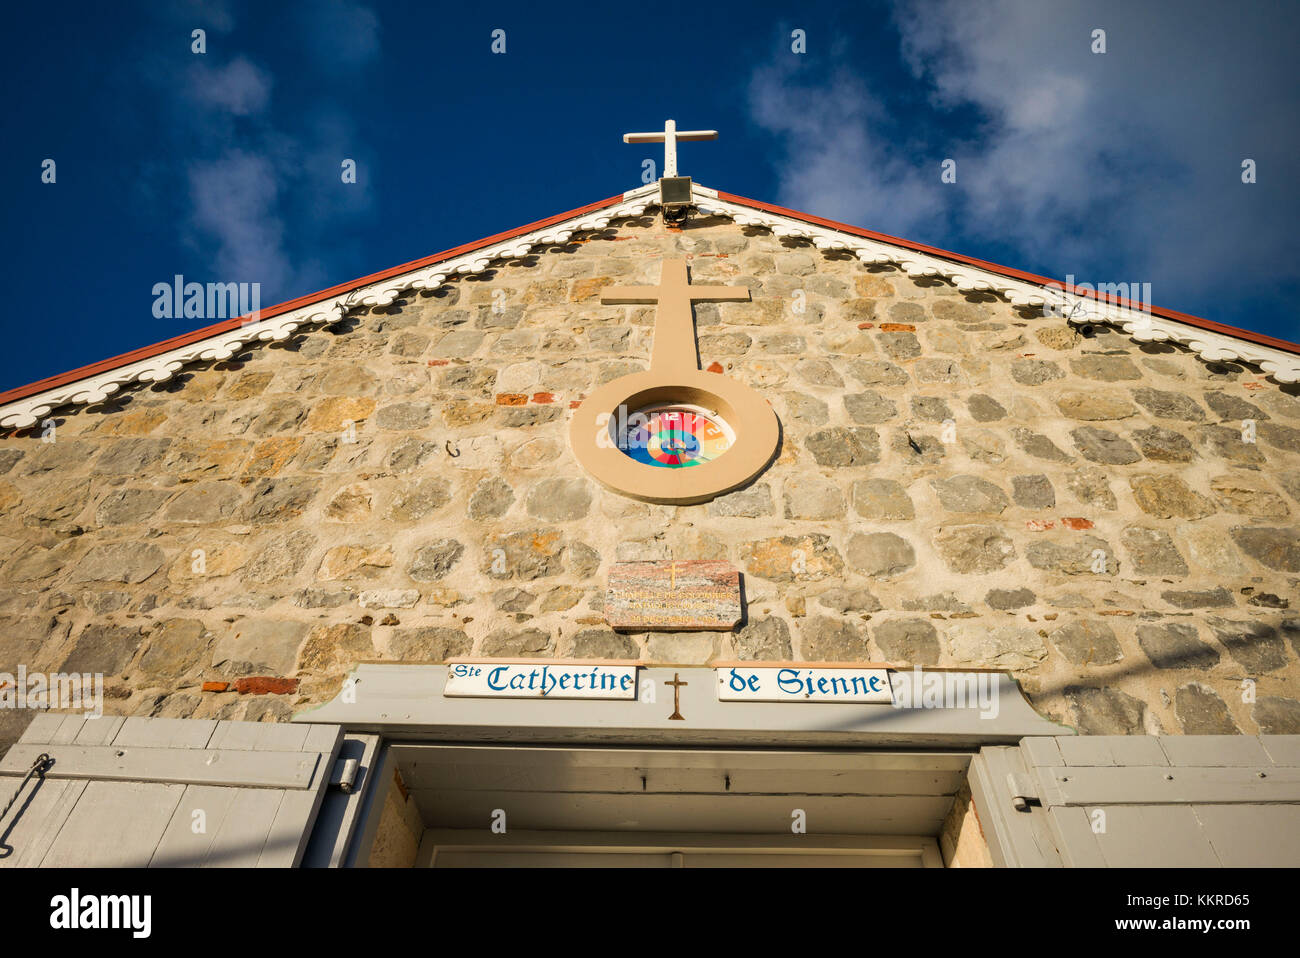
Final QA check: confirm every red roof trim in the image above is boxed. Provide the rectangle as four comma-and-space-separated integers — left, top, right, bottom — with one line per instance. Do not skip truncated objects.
3, 185, 1297, 409
0, 192, 627, 406
715, 190, 1300, 356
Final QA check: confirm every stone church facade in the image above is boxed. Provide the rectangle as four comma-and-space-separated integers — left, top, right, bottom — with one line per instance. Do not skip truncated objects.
2, 190, 1299, 763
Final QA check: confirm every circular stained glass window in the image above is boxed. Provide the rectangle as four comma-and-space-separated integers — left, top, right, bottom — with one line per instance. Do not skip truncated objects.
614, 403, 735, 468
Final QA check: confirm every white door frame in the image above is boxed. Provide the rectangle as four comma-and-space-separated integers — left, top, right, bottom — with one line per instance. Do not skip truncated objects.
421, 830, 943, 867
342, 741, 968, 867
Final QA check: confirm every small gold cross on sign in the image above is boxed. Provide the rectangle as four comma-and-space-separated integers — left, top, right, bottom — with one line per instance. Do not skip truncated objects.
665, 672, 688, 721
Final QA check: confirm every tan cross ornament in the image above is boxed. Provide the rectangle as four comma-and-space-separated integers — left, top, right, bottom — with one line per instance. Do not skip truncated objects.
568, 257, 781, 504
600, 259, 749, 375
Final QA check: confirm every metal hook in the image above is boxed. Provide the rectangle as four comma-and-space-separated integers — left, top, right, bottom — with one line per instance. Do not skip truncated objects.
1, 752, 52, 828
445, 439, 460, 458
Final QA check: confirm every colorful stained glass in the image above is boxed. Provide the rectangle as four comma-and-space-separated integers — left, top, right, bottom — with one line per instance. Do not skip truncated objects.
618, 405, 733, 468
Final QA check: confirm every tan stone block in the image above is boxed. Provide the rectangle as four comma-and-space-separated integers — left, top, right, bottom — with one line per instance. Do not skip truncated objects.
925, 327, 968, 353
173, 370, 226, 401
1034, 326, 1082, 350
305, 396, 376, 431
316, 365, 378, 396
522, 280, 567, 304
225, 371, 274, 399
645, 633, 714, 664
1055, 390, 1138, 420
1129, 475, 1216, 519
163, 439, 252, 479
732, 360, 789, 387
0, 481, 22, 513
92, 408, 169, 436
838, 299, 878, 324
167, 543, 248, 584
442, 400, 492, 427
243, 437, 303, 477
982, 329, 1026, 351
854, 274, 894, 298
742, 534, 843, 582
297, 622, 376, 674
570, 276, 614, 302
425, 586, 463, 607
819, 329, 877, 356
468, 285, 510, 305
509, 436, 562, 469
540, 586, 583, 612
324, 482, 373, 521
318, 544, 394, 580
1209, 475, 1290, 517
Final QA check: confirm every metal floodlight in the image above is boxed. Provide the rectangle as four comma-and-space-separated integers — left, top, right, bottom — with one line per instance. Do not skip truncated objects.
660, 176, 693, 225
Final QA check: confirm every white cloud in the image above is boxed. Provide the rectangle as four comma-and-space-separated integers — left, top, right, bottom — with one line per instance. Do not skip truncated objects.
747, 63, 947, 240
188, 56, 272, 116
148, 5, 378, 299
748, 0, 1300, 317
187, 149, 293, 290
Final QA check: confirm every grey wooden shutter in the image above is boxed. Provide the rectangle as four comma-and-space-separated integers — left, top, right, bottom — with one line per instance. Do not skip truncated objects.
0, 714, 342, 867
969, 734, 1300, 867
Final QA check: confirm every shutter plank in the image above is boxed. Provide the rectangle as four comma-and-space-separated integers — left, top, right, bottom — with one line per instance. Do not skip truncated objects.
40, 780, 185, 867
16, 713, 69, 745
1044, 764, 1300, 805
1194, 804, 1300, 866
1158, 735, 1270, 767
73, 716, 124, 745
49, 715, 86, 745
1, 743, 322, 789
1259, 735, 1300, 766
1045, 806, 1107, 867
112, 716, 216, 749
0, 779, 87, 868
258, 789, 322, 868
149, 784, 241, 867
206, 788, 286, 868
209, 720, 311, 753
1089, 805, 1221, 867
257, 725, 341, 868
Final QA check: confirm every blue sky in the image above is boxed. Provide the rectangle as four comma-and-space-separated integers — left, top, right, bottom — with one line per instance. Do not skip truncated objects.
2, 0, 1297, 392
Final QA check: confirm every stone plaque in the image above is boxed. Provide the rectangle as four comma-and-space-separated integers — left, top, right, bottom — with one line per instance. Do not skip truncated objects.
605, 560, 742, 631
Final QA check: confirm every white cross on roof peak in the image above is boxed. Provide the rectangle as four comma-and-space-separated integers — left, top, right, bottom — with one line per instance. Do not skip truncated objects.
622, 119, 718, 178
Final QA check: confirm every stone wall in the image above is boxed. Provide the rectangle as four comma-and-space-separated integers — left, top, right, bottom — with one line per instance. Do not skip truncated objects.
1, 212, 1298, 751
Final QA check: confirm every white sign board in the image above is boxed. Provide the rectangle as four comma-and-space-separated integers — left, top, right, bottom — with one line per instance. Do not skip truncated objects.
717, 666, 893, 704
444, 662, 638, 700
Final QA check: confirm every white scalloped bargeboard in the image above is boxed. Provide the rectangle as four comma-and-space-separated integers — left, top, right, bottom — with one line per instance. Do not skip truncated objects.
1, 182, 1296, 429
